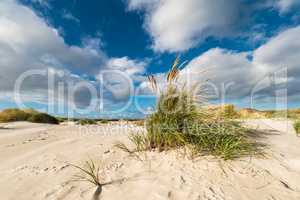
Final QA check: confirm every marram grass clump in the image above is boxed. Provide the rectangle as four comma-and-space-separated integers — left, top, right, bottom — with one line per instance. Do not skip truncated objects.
127, 58, 257, 160
70, 159, 126, 200
78, 119, 97, 125
294, 121, 300, 135
219, 104, 240, 119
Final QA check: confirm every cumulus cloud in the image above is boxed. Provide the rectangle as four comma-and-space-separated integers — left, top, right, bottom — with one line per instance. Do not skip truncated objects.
275, 0, 300, 13
260, 0, 300, 14
0, 0, 106, 89
0, 0, 103, 110
126, 0, 247, 52
187, 26, 300, 103
99, 57, 148, 100
127, 0, 300, 53
253, 26, 300, 97
0, 0, 148, 112
141, 25, 300, 107
183, 49, 254, 98
253, 26, 300, 70
105, 57, 147, 80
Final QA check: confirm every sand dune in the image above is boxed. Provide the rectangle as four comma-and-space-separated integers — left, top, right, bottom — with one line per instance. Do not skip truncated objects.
0, 120, 299, 200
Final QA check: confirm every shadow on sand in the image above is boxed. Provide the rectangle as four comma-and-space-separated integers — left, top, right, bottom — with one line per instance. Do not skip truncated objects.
0, 126, 12, 130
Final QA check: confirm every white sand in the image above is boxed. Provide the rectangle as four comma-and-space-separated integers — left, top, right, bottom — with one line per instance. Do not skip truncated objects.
0, 119, 300, 200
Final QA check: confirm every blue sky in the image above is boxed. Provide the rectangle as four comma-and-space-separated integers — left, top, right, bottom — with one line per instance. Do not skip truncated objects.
0, 0, 300, 118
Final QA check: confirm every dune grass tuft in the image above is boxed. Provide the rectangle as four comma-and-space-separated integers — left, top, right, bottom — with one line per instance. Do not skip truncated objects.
70, 159, 126, 200
78, 119, 97, 125
294, 121, 300, 135
70, 160, 103, 187
219, 104, 240, 119
70, 160, 104, 200
127, 58, 257, 160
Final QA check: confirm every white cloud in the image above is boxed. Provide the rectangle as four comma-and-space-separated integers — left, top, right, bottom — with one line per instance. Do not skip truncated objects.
184, 48, 255, 97
127, 0, 300, 53
253, 26, 300, 71
0, 0, 106, 90
189, 25, 300, 101
127, 0, 159, 10
105, 57, 147, 80
0, 0, 149, 110
126, 0, 245, 52
99, 57, 148, 100
253, 26, 300, 97
141, 25, 300, 105
31, 0, 52, 9
62, 10, 80, 23
262, 0, 300, 14
276, 0, 300, 13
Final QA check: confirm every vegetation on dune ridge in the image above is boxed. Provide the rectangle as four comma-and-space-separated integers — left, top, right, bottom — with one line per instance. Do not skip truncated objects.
119, 58, 258, 160
27, 113, 59, 124
78, 119, 98, 125
238, 108, 300, 119
206, 104, 240, 119
0, 109, 30, 122
77, 119, 109, 125
0, 108, 59, 124
207, 105, 300, 120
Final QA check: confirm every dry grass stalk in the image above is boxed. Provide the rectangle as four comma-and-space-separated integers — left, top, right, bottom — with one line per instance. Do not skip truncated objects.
128, 58, 259, 160
70, 159, 126, 200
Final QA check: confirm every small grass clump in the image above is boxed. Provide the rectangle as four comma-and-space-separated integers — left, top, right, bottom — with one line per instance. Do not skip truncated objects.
0, 108, 59, 124
219, 104, 240, 119
70, 160, 103, 187
70, 160, 104, 200
127, 58, 256, 160
78, 119, 97, 125
132, 120, 145, 127
70, 159, 125, 200
294, 121, 300, 135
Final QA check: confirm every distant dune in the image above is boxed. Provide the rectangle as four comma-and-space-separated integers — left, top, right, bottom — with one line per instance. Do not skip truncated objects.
0, 108, 59, 124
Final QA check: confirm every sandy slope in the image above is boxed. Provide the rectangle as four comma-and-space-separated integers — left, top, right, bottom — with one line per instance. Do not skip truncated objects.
0, 120, 299, 200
